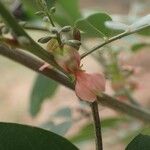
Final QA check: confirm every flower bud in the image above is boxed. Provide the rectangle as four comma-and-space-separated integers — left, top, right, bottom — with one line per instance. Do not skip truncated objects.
1, 26, 9, 34
73, 27, 81, 41
50, 7, 56, 14
66, 40, 81, 50
47, 38, 60, 52
50, 27, 59, 34
43, 16, 49, 22
54, 45, 81, 73
19, 21, 27, 27
35, 11, 45, 16
61, 26, 72, 32
38, 35, 56, 44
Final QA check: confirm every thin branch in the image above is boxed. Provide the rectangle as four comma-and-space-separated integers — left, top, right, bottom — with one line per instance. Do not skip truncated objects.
99, 94, 150, 123
81, 25, 150, 59
46, 12, 55, 27
0, 45, 150, 123
0, 45, 72, 88
90, 101, 103, 150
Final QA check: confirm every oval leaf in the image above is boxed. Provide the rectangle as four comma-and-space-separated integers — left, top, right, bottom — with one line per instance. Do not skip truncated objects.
125, 134, 150, 150
30, 74, 58, 116
53, 107, 72, 119
105, 21, 128, 31
75, 13, 122, 38
131, 43, 150, 52
129, 15, 150, 36
54, 0, 81, 26
129, 15, 150, 30
70, 117, 126, 143
0, 122, 78, 150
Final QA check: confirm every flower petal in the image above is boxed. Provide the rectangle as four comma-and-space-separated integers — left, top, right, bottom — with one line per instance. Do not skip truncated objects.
55, 45, 81, 73
75, 71, 106, 102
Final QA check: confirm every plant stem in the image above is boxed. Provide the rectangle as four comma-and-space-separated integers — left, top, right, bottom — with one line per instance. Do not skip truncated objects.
99, 94, 150, 123
46, 12, 55, 27
90, 101, 103, 150
0, 45, 150, 123
81, 25, 150, 59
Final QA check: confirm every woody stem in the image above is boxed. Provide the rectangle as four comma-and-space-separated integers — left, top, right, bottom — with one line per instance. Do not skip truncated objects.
90, 101, 103, 150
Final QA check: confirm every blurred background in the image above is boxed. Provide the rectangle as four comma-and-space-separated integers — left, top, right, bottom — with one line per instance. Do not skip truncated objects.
0, 0, 150, 149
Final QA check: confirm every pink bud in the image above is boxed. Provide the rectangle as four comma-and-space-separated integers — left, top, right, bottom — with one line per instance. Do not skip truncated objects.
54, 45, 81, 74
75, 71, 106, 102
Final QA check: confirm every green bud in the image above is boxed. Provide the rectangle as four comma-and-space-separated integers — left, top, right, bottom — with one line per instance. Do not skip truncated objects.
19, 21, 27, 27
38, 35, 56, 43
1, 26, 9, 34
40, 0, 47, 7
66, 40, 81, 50
47, 38, 59, 52
61, 26, 72, 32
50, 7, 56, 14
73, 27, 81, 41
43, 16, 49, 22
68, 40, 81, 45
35, 11, 45, 16
50, 27, 59, 34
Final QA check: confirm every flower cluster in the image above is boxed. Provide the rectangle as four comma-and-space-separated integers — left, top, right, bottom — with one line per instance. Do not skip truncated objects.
40, 38, 105, 102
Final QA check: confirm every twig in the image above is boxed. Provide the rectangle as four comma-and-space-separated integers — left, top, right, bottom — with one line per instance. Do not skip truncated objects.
90, 101, 103, 150
99, 94, 150, 123
81, 25, 150, 59
0, 45, 72, 88
0, 45, 150, 123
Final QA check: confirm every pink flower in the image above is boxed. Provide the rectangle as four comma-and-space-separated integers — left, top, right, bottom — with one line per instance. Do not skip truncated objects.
39, 39, 106, 102
39, 44, 80, 73
75, 71, 106, 102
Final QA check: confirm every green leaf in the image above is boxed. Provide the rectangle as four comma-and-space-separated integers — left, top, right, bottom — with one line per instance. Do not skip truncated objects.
75, 13, 122, 38
105, 21, 128, 31
42, 121, 72, 136
70, 117, 126, 143
22, 0, 81, 26
129, 15, 150, 36
45, 0, 55, 9
54, 0, 81, 26
122, 126, 150, 144
101, 117, 127, 128
21, 0, 40, 20
131, 43, 150, 52
0, 122, 78, 150
53, 107, 72, 119
138, 26, 150, 36
70, 123, 94, 143
130, 15, 150, 30
30, 74, 58, 117
21, 0, 55, 20
125, 134, 150, 150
